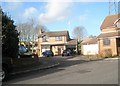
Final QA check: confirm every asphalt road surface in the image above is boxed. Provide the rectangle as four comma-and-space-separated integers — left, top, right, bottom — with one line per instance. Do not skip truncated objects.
3, 56, 119, 84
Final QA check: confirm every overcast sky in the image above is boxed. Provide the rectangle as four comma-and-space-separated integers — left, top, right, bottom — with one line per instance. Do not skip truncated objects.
1, 0, 119, 38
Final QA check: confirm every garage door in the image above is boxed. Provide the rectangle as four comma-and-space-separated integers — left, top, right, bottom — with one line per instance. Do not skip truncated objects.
82, 44, 98, 55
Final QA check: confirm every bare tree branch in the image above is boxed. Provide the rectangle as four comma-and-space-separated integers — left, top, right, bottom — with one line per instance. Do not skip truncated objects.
16, 19, 49, 42
72, 26, 87, 42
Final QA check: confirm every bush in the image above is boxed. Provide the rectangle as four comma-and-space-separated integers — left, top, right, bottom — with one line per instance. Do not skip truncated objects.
86, 54, 102, 60
100, 49, 112, 58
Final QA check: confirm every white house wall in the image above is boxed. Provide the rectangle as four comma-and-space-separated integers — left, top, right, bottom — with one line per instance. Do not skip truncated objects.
82, 44, 98, 55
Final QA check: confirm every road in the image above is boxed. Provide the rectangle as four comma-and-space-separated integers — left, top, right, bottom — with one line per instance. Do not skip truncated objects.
3, 56, 118, 84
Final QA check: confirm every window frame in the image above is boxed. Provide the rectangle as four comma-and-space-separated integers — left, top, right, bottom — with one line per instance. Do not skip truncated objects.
55, 36, 62, 41
103, 38, 111, 46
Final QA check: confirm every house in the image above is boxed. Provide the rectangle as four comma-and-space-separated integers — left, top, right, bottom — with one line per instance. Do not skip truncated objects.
98, 14, 120, 56
38, 30, 78, 57
81, 37, 98, 55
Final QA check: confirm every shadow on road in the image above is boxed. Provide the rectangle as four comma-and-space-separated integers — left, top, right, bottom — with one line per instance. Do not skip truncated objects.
3, 56, 89, 84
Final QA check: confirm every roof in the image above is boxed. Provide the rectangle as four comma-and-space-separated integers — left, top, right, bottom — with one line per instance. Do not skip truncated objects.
66, 39, 78, 45
98, 31, 120, 38
100, 14, 120, 30
38, 30, 69, 38
81, 37, 98, 45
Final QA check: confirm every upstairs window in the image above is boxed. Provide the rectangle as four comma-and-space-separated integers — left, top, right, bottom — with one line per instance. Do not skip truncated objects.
42, 35, 49, 42
103, 38, 110, 46
55, 36, 62, 41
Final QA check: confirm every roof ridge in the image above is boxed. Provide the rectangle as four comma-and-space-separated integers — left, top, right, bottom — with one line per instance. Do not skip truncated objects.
38, 30, 69, 38
45, 30, 68, 33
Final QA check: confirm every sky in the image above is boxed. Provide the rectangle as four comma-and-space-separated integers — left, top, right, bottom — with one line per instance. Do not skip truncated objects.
1, 0, 119, 38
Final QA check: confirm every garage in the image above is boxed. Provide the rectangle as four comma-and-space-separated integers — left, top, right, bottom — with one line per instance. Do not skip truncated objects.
81, 37, 98, 55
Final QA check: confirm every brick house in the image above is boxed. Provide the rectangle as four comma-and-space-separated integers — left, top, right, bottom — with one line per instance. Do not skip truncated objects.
38, 30, 78, 57
98, 14, 120, 56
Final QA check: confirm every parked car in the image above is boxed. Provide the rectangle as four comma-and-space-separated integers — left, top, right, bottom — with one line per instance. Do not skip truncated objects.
62, 49, 74, 56
42, 50, 54, 57
18, 45, 38, 58
19, 45, 28, 55
2, 45, 39, 81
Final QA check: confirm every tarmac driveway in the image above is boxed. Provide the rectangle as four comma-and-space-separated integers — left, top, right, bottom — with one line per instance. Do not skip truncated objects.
3, 56, 119, 84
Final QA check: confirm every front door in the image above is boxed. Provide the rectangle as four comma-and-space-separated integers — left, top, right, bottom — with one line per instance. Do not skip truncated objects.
58, 48, 61, 55
117, 38, 120, 56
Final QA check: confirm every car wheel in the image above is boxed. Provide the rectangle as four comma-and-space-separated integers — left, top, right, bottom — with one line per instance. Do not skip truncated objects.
2, 67, 8, 81
67, 54, 69, 56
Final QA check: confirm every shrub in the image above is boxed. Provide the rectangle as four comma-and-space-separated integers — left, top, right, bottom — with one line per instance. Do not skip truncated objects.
100, 49, 112, 58
2, 8, 19, 57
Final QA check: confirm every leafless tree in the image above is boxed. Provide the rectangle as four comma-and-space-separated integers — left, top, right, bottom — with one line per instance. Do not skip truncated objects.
72, 26, 87, 42
16, 19, 48, 42
16, 18, 49, 52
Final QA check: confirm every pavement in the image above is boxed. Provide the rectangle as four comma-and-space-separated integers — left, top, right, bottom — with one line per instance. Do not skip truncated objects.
10, 57, 60, 75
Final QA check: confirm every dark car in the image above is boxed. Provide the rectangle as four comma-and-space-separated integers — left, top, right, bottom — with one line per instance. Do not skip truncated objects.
2, 45, 38, 81
42, 50, 54, 57
62, 49, 73, 56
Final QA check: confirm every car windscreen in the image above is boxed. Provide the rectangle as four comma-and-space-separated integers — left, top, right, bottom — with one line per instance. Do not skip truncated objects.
19, 45, 27, 54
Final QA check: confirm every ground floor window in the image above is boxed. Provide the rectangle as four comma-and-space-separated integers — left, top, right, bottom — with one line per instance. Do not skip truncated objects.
103, 38, 110, 46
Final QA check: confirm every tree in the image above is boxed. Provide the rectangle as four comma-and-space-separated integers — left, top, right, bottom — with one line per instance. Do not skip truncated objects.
72, 26, 87, 55
72, 26, 87, 42
16, 20, 48, 42
16, 19, 49, 52
2, 9, 19, 57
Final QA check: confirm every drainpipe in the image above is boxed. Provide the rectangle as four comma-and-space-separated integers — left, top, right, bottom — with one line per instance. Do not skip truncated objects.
98, 38, 101, 55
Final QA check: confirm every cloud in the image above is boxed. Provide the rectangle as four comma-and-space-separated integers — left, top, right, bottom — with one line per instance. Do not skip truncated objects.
23, 7, 38, 19
38, 0, 73, 24
2, 0, 120, 2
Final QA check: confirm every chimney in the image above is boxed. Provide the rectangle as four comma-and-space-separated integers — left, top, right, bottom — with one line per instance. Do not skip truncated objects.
39, 29, 43, 35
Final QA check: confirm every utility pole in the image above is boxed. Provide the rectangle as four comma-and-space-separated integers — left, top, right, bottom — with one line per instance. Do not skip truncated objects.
118, 1, 120, 13
109, 0, 117, 15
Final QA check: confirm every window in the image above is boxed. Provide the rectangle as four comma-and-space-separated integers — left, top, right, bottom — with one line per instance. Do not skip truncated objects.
42, 36, 49, 42
41, 45, 50, 49
103, 38, 110, 46
55, 36, 62, 41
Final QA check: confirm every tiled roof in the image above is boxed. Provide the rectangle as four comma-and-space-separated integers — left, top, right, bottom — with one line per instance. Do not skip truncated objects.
100, 14, 120, 30
81, 37, 98, 45
66, 39, 78, 45
98, 32, 120, 38
38, 30, 69, 38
